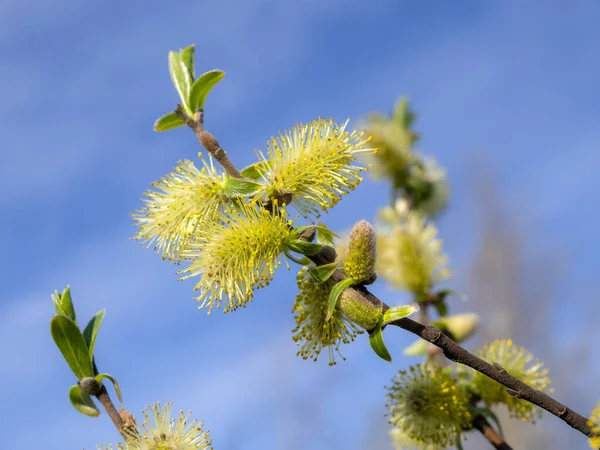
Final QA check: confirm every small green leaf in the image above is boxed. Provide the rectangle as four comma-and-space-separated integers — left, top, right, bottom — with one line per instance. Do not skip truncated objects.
436, 288, 466, 302
382, 304, 419, 325
69, 385, 100, 417
189, 70, 225, 112
179, 44, 195, 79
168, 51, 193, 113
308, 263, 337, 283
284, 239, 322, 256
368, 324, 392, 362
154, 112, 185, 132
224, 177, 264, 197
241, 161, 271, 180
83, 309, 105, 359
51, 315, 94, 379
315, 223, 338, 246
95, 373, 122, 403
292, 225, 316, 235
283, 249, 312, 265
326, 277, 355, 321
51, 286, 76, 323
433, 299, 448, 317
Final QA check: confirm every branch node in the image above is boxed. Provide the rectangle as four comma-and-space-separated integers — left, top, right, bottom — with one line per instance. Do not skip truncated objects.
423, 324, 443, 342
492, 361, 506, 373
78, 377, 101, 396
506, 388, 520, 398
557, 405, 568, 417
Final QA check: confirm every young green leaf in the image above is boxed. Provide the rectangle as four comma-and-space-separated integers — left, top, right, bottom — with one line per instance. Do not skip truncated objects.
69, 385, 100, 417
51, 286, 76, 323
240, 161, 271, 180
368, 323, 392, 362
284, 239, 322, 256
168, 51, 193, 114
179, 44, 195, 79
382, 304, 419, 325
283, 249, 311, 265
433, 299, 448, 317
189, 69, 225, 112
326, 277, 355, 321
308, 263, 337, 283
83, 309, 105, 359
50, 315, 94, 379
315, 223, 338, 246
154, 111, 185, 132
224, 177, 264, 197
95, 373, 122, 403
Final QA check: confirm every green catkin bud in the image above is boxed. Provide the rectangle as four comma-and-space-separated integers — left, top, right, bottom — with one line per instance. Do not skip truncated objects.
338, 288, 383, 330
344, 220, 377, 283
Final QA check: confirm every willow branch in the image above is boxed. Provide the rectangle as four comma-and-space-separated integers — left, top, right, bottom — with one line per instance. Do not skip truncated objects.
472, 415, 514, 450
306, 247, 594, 439
175, 105, 243, 179
179, 123, 595, 443
95, 385, 128, 439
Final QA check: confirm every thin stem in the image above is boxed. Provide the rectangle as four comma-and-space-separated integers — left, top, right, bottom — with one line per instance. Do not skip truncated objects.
472, 415, 514, 450
95, 385, 128, 439
175, 106, 243, 179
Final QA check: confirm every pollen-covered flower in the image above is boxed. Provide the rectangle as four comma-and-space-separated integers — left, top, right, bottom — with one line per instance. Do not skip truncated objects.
362, 97, 418, 185
471, 339, 551, 422
344, 220, 377, 283
377, 203, 451, 299
98, 402, 212, 450
386, 365, 471, 447
257, 118, 374, 217
179, 202, 294, 313
132, 155, 227, 262
291, 267, 362, 365
588, 401, 600, 448
389, 427, 445, 450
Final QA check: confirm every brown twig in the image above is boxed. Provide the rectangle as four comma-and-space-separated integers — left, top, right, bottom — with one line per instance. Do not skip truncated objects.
175, 105, 243, 179
306, 247, 594, 439
95, 385, 128, 439
472, 415, 514, 450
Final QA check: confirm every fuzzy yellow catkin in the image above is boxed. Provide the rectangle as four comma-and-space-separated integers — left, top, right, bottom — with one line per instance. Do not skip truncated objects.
344, 220, 377, 283
386, 365, 471, 447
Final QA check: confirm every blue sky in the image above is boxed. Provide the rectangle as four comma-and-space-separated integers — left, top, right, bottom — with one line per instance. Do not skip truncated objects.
2, 1, 600, 449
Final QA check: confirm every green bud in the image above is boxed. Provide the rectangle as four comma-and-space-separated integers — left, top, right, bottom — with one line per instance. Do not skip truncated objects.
338, 288, 383, 330
344, 220, 377, 284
